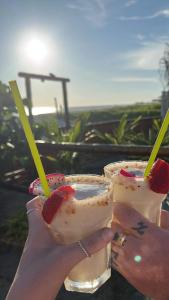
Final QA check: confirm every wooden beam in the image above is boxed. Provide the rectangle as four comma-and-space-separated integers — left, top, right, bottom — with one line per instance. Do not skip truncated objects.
36, 141, 169, 156
18, 72, 71, 129
18, 72, 70, 82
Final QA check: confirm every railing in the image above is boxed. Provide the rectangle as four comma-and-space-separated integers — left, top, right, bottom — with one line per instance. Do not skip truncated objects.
2, 141, 169, 192
36, 141, 169, 156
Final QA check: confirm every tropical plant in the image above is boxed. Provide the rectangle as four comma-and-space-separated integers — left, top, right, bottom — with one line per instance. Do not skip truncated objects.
36, 112, 91, 173
56, 112, 91, 173
0, 106, 31, 178
0, 81, 10, 94
0, 114, 43, 181
85, 114, 142, 144
132, 119, 169, 145
0, 210, 28, 247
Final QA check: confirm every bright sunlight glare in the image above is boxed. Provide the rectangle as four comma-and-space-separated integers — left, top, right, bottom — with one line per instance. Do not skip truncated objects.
24, 37, 49, 63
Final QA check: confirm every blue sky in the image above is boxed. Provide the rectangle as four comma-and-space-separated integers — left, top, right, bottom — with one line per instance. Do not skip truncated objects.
1, 0, 169, 110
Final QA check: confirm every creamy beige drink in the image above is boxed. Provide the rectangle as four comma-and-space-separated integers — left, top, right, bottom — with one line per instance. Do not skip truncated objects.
104, 161, 147, 179
30, 174, 113, 293
104, 161, 168, 225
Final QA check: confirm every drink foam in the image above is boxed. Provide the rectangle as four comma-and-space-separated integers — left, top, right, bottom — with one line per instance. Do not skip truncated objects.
69, 183, 108, 200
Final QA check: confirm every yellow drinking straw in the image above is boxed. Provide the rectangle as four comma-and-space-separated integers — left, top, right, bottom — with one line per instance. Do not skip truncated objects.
144, 109, 169, 177
9, 80, 51, 197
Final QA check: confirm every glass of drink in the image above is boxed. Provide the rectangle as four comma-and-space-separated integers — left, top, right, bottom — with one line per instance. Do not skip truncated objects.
104, 161, 147, 179
30, 174, 113, 293
104, 160, 168, 225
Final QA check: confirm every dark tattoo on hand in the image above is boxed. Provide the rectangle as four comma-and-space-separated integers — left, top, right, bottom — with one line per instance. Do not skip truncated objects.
131, 221, 148, 235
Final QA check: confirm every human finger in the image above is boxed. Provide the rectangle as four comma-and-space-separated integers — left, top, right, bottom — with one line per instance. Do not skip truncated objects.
112, 203, 154, 238
112, 234, 142, 261
66, 228, 114, 267
26, 197, 48, 236
26, 196, 43, 213
160, 210, 169, 229
111, 221, 128, 248
81, 227, 114, 256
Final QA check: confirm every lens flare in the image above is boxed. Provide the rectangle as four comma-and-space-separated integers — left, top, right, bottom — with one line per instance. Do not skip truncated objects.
134, 255, 142, 263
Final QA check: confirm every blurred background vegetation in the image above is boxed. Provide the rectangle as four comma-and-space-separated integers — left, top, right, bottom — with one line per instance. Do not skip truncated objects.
0, 86, 168, 183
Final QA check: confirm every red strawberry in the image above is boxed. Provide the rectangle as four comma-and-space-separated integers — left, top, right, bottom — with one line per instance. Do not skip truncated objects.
120, 169, 136, 177
42, 185, 75, 224
57, 185, 75, 199
29, 173, 65, 195
148, 159, 169, 194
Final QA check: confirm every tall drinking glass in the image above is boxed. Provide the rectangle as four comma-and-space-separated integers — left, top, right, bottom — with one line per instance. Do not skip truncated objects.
104, 161, 167, 225
30, 174, 113, 293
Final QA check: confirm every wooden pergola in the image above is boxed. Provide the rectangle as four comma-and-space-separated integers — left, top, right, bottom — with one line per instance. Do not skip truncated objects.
18, 72, 70, 129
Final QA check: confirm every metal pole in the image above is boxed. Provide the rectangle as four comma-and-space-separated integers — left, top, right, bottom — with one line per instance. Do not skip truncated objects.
25, 77, 34, 124
62, 81, 70, 129
54, 97, 58, 115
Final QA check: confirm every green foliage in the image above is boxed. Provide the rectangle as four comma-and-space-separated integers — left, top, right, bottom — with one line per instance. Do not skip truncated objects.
86, 114, 142, 144
0, 107, 31, 178
0, 81, 10, 95
34, 102, 160, 125
0, 95, 165, 179
0, 211, 28, 247
132, 119, 169, 145
54, 113, 91, 173
69, 102, 160, 123
85, 114, 169, 147
34, 119, 62, 142
33, 112, 91, 173
0, 102, 90, 178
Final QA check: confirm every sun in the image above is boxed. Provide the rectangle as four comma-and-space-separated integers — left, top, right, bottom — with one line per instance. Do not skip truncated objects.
24, 37, 49, 63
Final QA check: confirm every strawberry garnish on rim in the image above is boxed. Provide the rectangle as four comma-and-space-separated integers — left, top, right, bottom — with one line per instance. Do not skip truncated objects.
29, 173, 65, 195
42, 185, 75, 224
148, 159, 169, 194
120, 169, 136, 177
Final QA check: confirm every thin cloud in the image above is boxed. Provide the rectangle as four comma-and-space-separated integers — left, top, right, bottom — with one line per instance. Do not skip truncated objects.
136, 34, 145, 41
66, 0, 110, 27
123, 41, 165, 70
119, 9, 169, 21
125, 0, 138, 8
111, 76, 158, 83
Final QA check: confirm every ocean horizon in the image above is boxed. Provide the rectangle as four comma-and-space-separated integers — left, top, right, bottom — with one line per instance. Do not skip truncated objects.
31, 105, 114, 115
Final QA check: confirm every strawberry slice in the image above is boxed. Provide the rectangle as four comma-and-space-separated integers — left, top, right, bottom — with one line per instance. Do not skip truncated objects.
29, 173, 65, 195
120, 169, 136, 177
57, 185, 75, 199
148, 159, 169, 194
42, 185, 75, 224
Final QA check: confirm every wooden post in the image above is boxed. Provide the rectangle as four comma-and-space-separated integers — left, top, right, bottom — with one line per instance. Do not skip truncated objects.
25, 76, 34, 124
18, 72, 70, 129
62, 81, 70, 129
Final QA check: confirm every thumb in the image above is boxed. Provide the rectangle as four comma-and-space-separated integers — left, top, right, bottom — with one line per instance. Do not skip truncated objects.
26, 197, 46, 236
82, 227, 114, 255
66, 228, 114, 267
